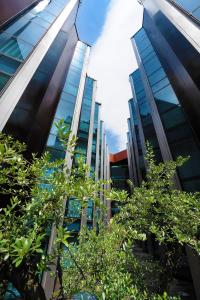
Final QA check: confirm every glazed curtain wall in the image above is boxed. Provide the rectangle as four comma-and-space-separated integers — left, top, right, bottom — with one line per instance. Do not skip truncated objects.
90, 102, 100, 177
171, 0, 200, 20
46, 41, 87, 160
0, 0, 70, 92
130, 70, 162, 163
67, 76, 95, 228
128, 100, 145, 181
134, 28, 200, 191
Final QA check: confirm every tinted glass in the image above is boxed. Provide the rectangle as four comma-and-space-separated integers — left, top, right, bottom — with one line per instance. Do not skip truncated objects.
0, 0, 70, 93
0, 72, 10, 92
134, 28, 200, 192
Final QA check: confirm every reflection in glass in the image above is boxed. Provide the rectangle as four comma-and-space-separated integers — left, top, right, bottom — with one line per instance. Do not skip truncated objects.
0, 72, 10, 92
0, 34, 33, 61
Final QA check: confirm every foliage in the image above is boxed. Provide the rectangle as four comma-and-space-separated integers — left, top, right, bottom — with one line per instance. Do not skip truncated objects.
0, 131, 112, 299
117, 143, 200, 290
61, 221, 179, 300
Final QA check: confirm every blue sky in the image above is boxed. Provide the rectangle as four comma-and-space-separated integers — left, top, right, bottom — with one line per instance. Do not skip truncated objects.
76, 0, 110, 45
76, 0, 143, 153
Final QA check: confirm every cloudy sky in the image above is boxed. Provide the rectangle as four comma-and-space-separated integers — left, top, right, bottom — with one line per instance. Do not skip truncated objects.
77, 0, 143, 153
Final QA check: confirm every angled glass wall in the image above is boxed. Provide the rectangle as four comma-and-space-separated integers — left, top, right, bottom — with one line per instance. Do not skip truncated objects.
66, 76, 95, 229
130, 69, 162, 163
90, 102, 100, 177
98, 121, 103, 180
74, 76, 94, 163
172, 0, 200, 20
0, 0, 71, 92
133, 28, 200, 191
128, 99, 145, 181
46, 41, 87, 160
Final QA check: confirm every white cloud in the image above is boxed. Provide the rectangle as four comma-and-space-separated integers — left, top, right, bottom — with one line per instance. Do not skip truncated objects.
88, 0, 143, 153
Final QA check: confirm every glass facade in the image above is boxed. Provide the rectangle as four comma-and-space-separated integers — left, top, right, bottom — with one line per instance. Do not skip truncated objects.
74, 76, 94, 163
172, 0, 200, 20
90, 102, 100, 177
129, 99, 145, 180
130, 70, 162, 163
46, 41, 87, 160
0, 0, 70, 92
133, 28, 200, 191
98, 121, 103, 179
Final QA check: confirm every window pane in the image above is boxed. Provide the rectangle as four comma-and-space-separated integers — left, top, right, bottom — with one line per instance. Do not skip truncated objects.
0, 72, 10, 92
0, 55, 20, 75
63, 83, 78, 96
25, 12, 51, 29
67, 70, 81, 85
193, 7, 200, 19
0, 33, 33, 60
154, 84, 179, 106
174, 0, 200, 12
14, 22, 46, 46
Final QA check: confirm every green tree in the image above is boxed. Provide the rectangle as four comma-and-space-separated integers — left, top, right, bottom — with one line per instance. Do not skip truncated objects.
117, 143, 200, 291
61, 220, 179, 300
0, 131, 110, 300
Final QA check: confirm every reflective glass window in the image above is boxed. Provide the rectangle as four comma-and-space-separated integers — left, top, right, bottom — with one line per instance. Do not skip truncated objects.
13, 22, 46, 45
67, 70, 81, 86
0, 55, 20, 75
148, 68, 166, 86
25, 13, 51, 29
0, 72, 10, 92
63, 83, 78, 96
193, 7, 200, 18
34, 10, 56, 23
174, 0, 200, 12
154, 84, 179, 106
45, 2, 63, 16
152, 77, 170, 93
143, 56, 162, 75
0, 33, 33, 61
135, 28, 200, 191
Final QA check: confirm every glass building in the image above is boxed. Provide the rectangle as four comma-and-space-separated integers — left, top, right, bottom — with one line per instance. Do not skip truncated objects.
0, 2, 111, 298
128, 0, 200, 192
1, 0, 80, 156
127, 1, 200, 298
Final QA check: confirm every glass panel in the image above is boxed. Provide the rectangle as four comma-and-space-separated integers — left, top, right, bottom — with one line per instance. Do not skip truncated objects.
152, 77, 169, 93
174, 0, 200, 12
67, 70, 81, 85
0, 33, 33, 60
25, 12, 51, 29
45, 2, 63, 16
0, 55, 20, 75
193, 7, 200, 18
13, 22, 46, 46
34, 10, 56, 23
63, 83, 78, 96
0, 72, 10, 92
154, 84, 179, 106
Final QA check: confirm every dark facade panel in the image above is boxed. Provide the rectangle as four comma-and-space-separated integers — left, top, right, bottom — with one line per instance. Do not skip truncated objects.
0, 0, 38, 28
142, 4, 200, 143
3, 2, 79, 156
133, 25, 200, 192
27, 26, 78, 155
